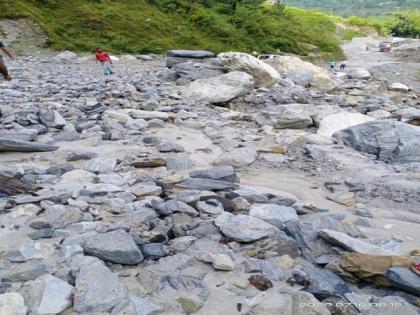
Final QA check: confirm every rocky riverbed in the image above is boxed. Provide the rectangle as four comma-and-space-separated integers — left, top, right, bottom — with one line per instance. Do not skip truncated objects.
0, 40, 420, 314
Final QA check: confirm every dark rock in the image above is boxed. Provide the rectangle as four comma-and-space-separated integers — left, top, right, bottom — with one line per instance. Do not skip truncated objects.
0, 176, 36, 196
334, 121, 420, 163
140, 243, 167, 259
248, 275, 273, 291
294, 266, 351, 299
27, 228, 54, 240
83, 229, 144, 265
286, 212, 363, 262
199, 195, 234, 212
66, 151, 98, 161
29, 221, 51, 230
386, 267, 420, 296
151, 199, 198, 217
269, 196, 296, 207
172, 59, 225, 81
177, 178, 238, 191
189, 166, 238, 183
167, 50, 215, 59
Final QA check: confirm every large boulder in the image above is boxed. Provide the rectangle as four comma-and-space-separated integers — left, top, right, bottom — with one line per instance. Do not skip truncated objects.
218, 52, 280, 87
265, 55, 336, 91
215, 146, 257, 168
333, 120, 420, 163
317, 113, 374, 137
181, 71, 254, 104
256, 104, 313, 129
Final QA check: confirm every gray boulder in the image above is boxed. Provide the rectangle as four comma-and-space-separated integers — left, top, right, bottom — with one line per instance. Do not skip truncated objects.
74, 260, 127, 313
250, 204, 298, 229
289, 68, 314, 87
177, 178, 238, 191
0, 138, 58, 152
21, 274, 74, 315
256, 104, 313, 129
83, 229, 144, 265
0, 260, 48, 282
385, 267, 420, 296
167, 50, 215, 58
333, 120, 420, 163
39, 109, 66, 129
296, 266, 351, 299
219, 214, 278, 242
172, 59, 226, 81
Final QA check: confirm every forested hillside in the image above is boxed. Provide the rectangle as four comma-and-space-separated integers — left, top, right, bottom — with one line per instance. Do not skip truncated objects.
0, 0, 344, 55
285, 0, 420, 17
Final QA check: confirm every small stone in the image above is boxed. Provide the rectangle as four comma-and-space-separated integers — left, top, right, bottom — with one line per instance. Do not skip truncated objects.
85, 157, 117, 173
209, 253, 235, 271
177, 295, 204, 313
140, 243, 167, 259
248, 275, 273, 291
326, 191, 356, 207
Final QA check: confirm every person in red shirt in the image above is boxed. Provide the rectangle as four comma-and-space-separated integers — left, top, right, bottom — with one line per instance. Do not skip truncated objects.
95, 48, 113, 75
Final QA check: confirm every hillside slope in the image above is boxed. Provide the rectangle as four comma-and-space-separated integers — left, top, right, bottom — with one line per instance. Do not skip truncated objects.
0, 0, 342, 55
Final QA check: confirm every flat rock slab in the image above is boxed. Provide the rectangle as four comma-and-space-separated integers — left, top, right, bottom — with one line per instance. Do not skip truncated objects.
167, 50, 215, 58
83, 229, 144, 265
386, 267, 420, 296
249, 204, 298, 228
0, 138, 58, 152
177, 178, 238, 191
318, 229, 395, 255
219, 214, 278, 242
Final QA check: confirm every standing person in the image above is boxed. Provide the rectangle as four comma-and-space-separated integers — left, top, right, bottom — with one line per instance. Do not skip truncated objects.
340, 60, 347, 71
95, 48, 113, 75
0, 41, 14, 81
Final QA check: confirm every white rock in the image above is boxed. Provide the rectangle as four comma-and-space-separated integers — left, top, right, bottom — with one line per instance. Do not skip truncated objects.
347, 67, 371, 79
0, 292, 27, 315
218, 52, 280, 87
181, 71, 254, 104
129, 109, 170, 120
389, 82, 409, 92
85, 157, 117, 173
55, 51, 76, 61
317, 112, 374, 137
250, 204, 298, 228
209, 253, 235, 271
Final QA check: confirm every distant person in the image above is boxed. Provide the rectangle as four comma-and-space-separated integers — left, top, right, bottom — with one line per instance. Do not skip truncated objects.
328, 60, 336, 70
0, 40, 14, 81
95, 48, 113, 75
340, 61, 347, 71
